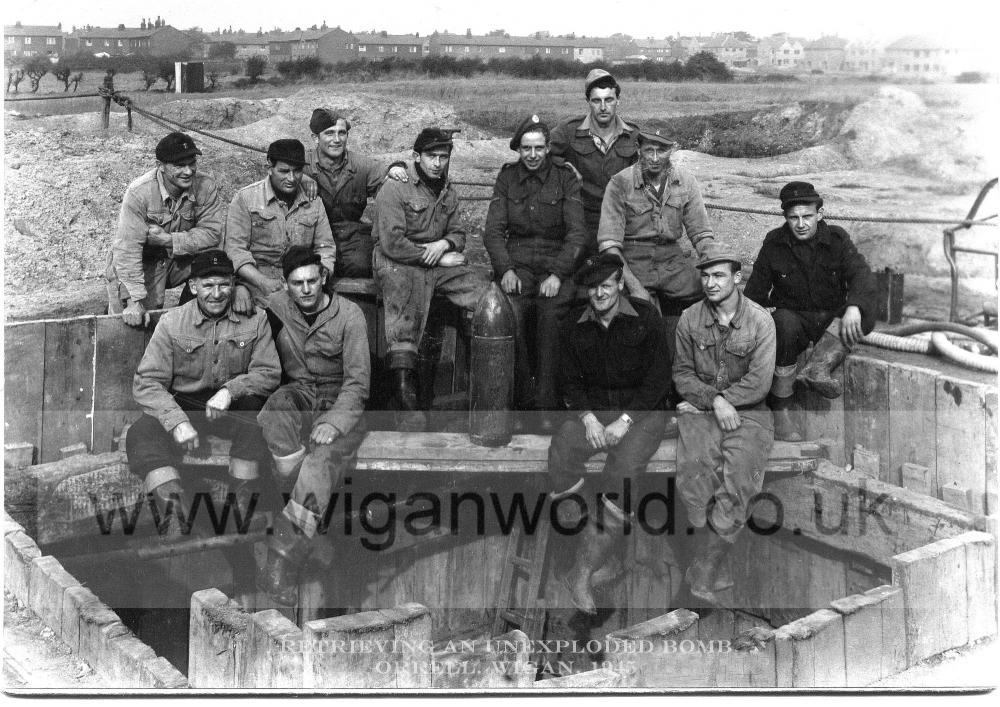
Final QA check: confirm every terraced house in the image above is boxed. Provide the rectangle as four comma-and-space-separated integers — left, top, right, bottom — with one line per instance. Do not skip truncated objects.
354, 32, 429, 59
65, 24, 198, 57
4, 22, 64, 59
267, 26, 355, 64
428, 32, 602, 62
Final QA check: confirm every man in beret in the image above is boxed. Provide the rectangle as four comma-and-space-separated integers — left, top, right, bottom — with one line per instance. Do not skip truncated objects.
597, 126, 714, 353
483, 114, 587, 431
127, 249, 281, 537
107, 131, 225, 327
224, 138, 336, 312
673, 244, 775, 605
372, 127, 489, 432
547, 253, 672, 615
255, 246, 370, 605
549, 69, 640, 256
304, 108, 408, 278
743, 182, 876, 440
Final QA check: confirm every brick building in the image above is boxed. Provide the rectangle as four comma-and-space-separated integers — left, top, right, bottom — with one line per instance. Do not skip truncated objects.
4, 22, 64, 60
66, 24, 198, 57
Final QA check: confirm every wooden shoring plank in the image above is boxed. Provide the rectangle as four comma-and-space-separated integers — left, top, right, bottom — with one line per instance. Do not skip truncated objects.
4, 321, 46, 463
604, 608, 701, 688
963, 531, 997, 644
773, 608, 847, 687
936, 375, 989, 515
187, 588, 251, 688
887, 363, 939, 491
983, 391, 997, 515
242, 609, 304, 689
844, 355, 890, 483
40, 318, 95, 463
803, 389, 845, 468
92, 316, 147, 454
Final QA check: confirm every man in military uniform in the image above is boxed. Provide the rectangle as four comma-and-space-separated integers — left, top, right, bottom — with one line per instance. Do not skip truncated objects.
743, 182, 877, 441
549, 69, 640, 255
597, 126, 714, 350
126, 250, 280, 535
483, 115, 587, 431
372, 127, 489, 432
107, 132, 224, 327
548, 253, 672, 615
304, 108, 407, 278
225, 139, 336, 312
256, 247, 370, 605
673, 244, 776, 605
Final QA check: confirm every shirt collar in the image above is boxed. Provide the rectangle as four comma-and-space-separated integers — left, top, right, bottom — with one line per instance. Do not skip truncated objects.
515, 157, 552, 183
312, 147, 355, 175
408, 162, 450, 192
698, 290, 747, 330
579, 114, 632, 136
577, 294, 639, 324
781, 219, 831, 248
631, 162, 679, 190
264, 177, 308, 209
191, 300, 240, 326
156, 168, 191, 204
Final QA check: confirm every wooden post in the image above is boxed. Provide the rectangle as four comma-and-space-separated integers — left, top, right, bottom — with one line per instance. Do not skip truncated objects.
126, 103, 132, 131
188, 588, 251, 688
242, 609, 304, 689
604, 608, 701, 688
773, 609, 847, 687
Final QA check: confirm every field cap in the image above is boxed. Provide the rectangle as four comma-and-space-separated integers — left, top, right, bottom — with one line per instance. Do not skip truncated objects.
585, 68, 618, 95
695, 243, 742, 270
310, 108, 351, 134
574, 252, 625, 287
636, 126, 677, 148
779, 181, 824, 211
413, 127, 455, 153
190, 249, 235, 278
156, 132, 201, 163
267, 139, 307, 167
282, 245, 323, 278
510, 114, 550, 150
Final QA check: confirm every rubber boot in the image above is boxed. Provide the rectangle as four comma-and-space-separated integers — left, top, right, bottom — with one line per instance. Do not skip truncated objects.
561, 520, 617, 615
257, 512, 313, 606
797, 331, 850, 399
588, 498, 628, 591
148, 475, 188, 542
685, 530, 731, 606
769, 364, 801, 442
392, 367, 427, 432
228, 458, 261, 517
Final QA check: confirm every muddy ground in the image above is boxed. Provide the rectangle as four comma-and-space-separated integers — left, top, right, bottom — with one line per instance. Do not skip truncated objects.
3, 83, 997, 322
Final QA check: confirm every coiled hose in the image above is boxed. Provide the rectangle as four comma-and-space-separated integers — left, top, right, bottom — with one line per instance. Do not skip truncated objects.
861, 323, 999, 374
881, 322, 998, 353
930, 332, 1000, 373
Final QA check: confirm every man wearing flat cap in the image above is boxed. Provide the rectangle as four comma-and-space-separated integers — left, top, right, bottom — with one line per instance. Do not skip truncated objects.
484, 114, 587, 431
549, 69, 640, 256
597, 126, 714, 354
743, 181, 876, 441
224, 138, 337, 312
547, 252, 672, 615
673, 244, 775, 605
107, 131, 225, 327
127, 249, 281, 536
255, 246, 370, 605
372, 126, 489, 432
304, 108, 408, 278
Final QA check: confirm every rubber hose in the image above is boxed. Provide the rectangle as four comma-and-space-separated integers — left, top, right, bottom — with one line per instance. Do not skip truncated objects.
931, 332, 1000, 373
883, 322, 998, 353
861, 331, 933, 353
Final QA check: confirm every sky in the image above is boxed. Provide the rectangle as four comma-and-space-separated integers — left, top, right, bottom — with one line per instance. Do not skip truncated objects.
5, 0, 994, 46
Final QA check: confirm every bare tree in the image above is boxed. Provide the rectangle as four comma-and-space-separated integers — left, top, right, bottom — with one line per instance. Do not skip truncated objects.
207, 72, 219, 90
70, 72, 83, 92
7, 69, 25, 93
52, 60, 73, 91
245, 55, 267, 82
24, 57, 50, 93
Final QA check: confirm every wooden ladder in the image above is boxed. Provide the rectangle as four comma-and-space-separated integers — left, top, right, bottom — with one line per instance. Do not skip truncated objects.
491, 515, 551, 654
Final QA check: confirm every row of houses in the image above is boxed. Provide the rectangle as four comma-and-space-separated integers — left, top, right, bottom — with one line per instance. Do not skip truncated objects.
4, 20, 987, 79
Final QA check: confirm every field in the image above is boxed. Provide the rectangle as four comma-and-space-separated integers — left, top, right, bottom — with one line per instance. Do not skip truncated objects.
4, 73, 998, 321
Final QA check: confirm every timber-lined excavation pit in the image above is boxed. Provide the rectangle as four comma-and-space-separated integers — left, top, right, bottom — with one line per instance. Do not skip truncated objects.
4, 311, 997, 689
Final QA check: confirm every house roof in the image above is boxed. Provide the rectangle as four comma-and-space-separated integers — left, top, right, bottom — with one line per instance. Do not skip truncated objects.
355, 32, 426, 45
886, 34, 954, 51
270, 28, 347, 43
636, 38, 672, 49
69, 26, 164, 39
4, 24, 62, 37
432, 32, 594, 48
806, 36, 848, 50
204, 31, 272, 46
702, 34, 750, 49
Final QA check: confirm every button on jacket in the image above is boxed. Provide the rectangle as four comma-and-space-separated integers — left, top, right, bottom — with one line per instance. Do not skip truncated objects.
743, 221, 877, 316
558, 296, 672, 421
265, 291, 370, 435
373, 163, 465, 265
133, 300, 281, 432
483, 158, 587, 279
305, 149, 384, 227
224, 178, 336, 289
107, 167, 224, 304
597, 162, 714, 254
673, 291, 776, 412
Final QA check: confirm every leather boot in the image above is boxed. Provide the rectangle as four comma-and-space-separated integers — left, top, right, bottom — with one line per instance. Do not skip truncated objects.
588, 499, 628, 590
685, 530, 731, 606
769, 395, 802, 442
797, 332, 850, 399
392, 367, 427, 432
149, 476, 188, 542
561, 520, 617, 615
257, 512, 313, 606
228, 458, 261, 518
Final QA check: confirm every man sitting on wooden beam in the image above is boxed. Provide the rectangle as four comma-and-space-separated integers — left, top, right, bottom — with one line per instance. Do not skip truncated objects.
548, 252, 672, 615
674, 244, 776, 605
743, 182, 877, 441
127, 249, 281, 538
256, 246, 371, 605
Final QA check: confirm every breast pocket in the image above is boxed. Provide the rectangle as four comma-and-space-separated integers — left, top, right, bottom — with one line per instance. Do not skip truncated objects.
172, 336, 207, 381
723, 336, 753, 381
536, 188, 564, 229
224, 330, 259, 378
403, 199, 431, 232
691, 335, 719, 384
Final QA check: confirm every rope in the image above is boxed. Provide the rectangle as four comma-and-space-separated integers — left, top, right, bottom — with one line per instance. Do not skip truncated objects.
123, 98, 268, 154
4, 92, 102, 102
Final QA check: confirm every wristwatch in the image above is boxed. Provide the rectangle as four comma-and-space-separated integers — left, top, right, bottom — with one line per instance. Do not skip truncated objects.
619, 413, 634, 428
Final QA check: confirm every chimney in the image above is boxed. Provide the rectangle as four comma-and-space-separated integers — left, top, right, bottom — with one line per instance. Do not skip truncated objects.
15, 21, 22, 27
118, 23, 125, 30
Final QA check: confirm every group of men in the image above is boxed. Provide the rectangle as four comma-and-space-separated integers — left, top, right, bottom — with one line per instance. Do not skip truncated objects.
107, 67, 876, 610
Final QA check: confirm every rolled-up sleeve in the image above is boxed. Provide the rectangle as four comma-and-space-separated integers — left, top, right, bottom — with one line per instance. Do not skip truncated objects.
224, 192, 256, 274
224, 312, 281, 399
596, 174, 628, 253
171, 178, 224, 256
316, 306, 371, 435
133, 318, 187, 431
112, 189, 152, 302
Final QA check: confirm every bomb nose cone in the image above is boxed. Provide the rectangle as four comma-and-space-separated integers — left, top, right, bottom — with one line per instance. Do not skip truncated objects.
472, 282, 516, 337
469, 282, 516, 447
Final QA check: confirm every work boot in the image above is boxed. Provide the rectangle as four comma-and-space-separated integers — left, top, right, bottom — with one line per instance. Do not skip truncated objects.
685, 530, 731, 606
797, 332, 850, 399
588, 499, 628, 590
769, 395, 802, 442
392, 368, 427, 432
149, 478, 190, 542
257, 513, 313, 606
228, 458, 261, 518
560, 521, 617, 615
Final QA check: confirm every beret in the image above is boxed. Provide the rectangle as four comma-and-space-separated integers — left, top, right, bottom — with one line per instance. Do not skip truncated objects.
309, 108, 351, 135
266, 138, 307, 167
574, 252, 625, 287
155, 131, 201, 163
190, 249, 234, 278
509, 114, 550, 150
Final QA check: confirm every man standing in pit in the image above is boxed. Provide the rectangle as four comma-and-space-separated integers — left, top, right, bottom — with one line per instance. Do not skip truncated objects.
126, 250, 280, 536
372, 127, 489, 432
743, 182, 877, 441
225, 139, 336, 312
107, 131, 224, 327
547, 253, 671, 615
483, 114, 587, 432
256, 247, 370, 605
549, 69, 640, 257
673, 244, 775, 605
